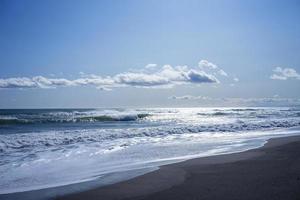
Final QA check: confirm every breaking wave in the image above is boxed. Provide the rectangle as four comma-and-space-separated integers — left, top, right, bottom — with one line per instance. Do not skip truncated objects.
0, 111, 150, 125
1, 117, 300, 153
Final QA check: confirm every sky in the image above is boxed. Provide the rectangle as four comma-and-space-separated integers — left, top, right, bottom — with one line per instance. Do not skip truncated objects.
0, 0, 300, 108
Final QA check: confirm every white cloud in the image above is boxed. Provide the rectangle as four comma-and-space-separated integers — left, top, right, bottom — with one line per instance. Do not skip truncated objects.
0, 76, 77, 89
0, 60, 232, 90
229, 77, 239, 86
198, 60, 218, 69
270, 74, 287, 80
218, 69, 228, 77
187, 70, 219, 83
270, 67, 300, 80
0, 77, 37, 88
114, 72, 169, 87
198, 60, 228, 77
169, 95, 210, 100
145, 63, 157, 69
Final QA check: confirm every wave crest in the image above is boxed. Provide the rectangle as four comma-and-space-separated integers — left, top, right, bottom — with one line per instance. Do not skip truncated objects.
0, 113, 150, 125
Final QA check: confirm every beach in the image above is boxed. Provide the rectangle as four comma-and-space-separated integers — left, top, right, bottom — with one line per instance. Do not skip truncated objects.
57, 135, 300, 200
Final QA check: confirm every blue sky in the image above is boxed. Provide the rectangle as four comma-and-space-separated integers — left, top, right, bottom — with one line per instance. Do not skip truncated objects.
0, 0, 300, 108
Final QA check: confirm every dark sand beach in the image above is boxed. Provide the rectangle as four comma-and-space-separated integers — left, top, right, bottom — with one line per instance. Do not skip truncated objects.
57, 135, 300, 200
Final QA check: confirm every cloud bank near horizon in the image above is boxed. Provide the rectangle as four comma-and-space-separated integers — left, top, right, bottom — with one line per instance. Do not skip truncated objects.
170, 95, 300, 106
0, 60, 229, 90
270, 67, 300, 80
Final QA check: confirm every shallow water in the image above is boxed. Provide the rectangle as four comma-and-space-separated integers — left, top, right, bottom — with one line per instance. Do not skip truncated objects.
1, 107, 300, 194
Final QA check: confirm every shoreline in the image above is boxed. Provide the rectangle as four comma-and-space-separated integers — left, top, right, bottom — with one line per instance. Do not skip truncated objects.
56, 134, 300, 200
1, 134, 300, 200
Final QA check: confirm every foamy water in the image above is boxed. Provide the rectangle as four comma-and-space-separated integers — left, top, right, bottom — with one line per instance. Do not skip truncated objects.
0, 107, 300, 194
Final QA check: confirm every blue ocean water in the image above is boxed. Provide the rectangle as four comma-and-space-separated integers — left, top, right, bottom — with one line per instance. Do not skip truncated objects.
0, 107, 300, 194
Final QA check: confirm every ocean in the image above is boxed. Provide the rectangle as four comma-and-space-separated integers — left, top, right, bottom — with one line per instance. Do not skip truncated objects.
1, 107, 300, 195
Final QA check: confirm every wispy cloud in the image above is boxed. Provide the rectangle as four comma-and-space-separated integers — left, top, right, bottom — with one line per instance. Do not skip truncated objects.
270, 67, 300, 80
144, 63, 158, 69
222, 97, 300, 105
169, 95, 210, 100
0, 60, 230, 90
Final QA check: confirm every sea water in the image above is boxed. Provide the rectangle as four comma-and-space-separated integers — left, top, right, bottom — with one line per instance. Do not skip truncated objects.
0, 107, 300, 194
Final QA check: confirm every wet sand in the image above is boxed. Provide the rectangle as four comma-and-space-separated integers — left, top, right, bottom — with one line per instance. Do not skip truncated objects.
57, 135, 300, 200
